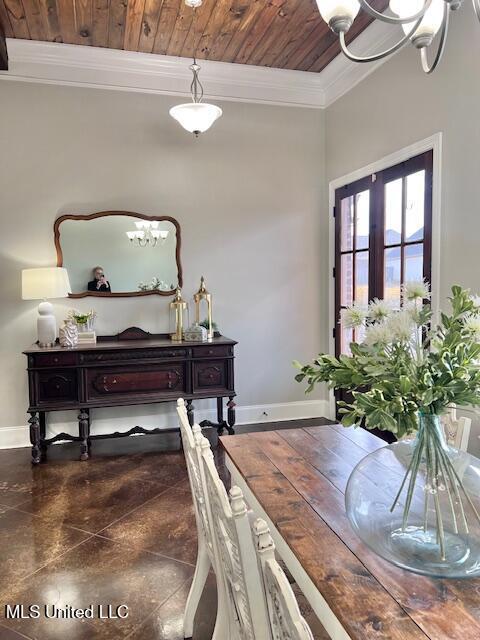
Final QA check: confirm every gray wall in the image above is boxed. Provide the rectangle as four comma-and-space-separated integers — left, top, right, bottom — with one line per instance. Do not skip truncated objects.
0, 81, 327, 440
325, 6, 480, 452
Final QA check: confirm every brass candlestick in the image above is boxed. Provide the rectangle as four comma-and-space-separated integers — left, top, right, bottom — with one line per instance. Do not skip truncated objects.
170, 288, 188, 342
194, 276, 213, 340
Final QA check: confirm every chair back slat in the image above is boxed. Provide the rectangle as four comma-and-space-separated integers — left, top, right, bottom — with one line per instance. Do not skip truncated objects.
201, 437, 271, 640
253, 519, 314, 640
176, 399, 215, 562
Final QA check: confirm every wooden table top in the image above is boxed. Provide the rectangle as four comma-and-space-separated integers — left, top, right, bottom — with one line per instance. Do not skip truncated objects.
220, 425, 480, 640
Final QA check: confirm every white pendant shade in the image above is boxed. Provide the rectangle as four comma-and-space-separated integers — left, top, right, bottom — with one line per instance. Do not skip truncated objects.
315, 0, 360, 23
390, 0, 445, 41
169, 102, 222, 134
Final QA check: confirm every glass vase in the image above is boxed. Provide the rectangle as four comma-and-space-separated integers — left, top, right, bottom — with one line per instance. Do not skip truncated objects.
345, 413, 480, 578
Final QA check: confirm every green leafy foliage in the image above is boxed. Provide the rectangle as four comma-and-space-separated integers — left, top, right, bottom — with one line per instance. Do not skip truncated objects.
294, 286, 480, 437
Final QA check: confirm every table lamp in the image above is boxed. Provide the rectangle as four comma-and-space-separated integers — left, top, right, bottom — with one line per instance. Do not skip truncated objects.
22, 267, 71, 347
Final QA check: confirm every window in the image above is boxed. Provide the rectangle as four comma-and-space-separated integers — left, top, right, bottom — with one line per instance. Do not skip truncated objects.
334, 151, 433, 356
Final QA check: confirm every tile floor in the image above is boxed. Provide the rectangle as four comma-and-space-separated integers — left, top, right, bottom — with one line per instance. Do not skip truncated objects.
0, 420, 331, 639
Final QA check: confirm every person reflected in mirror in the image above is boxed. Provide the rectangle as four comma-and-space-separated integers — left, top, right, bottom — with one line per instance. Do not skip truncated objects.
88, 266, 111, 292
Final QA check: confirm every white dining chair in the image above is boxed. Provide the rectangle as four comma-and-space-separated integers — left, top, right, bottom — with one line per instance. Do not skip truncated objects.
201, 436, 270, 639
441, 404, 471, 452
253, 518, 315, 640
176, 398, 229, 640
179, 399, 315, 640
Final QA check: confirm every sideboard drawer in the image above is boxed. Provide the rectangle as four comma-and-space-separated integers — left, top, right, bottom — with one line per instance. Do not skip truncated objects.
35, 352, 77, 368
193, 360, 228, 392
79, 348, 187, 364
38, 370, 78, 403
192, 345, 232, 359
86, 365, 186, 399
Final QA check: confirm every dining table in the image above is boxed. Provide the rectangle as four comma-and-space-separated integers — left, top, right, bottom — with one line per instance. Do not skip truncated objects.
220, 424, 480, 640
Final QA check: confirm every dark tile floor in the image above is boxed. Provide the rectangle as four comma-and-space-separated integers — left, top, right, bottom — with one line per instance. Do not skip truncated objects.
0, 419, 332, 640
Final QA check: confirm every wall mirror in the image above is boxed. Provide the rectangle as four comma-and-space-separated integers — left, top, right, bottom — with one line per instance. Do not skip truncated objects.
55, 211, 182, 298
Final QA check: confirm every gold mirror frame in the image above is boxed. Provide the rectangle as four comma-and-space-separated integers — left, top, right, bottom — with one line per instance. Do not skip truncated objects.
54, 211, 183, 298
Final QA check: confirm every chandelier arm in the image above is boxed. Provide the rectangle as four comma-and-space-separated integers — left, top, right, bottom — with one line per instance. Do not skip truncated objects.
473, 0, 480, 22
420, 6, 450, 74
339, 15, 423, 63
358, 0, 433, 25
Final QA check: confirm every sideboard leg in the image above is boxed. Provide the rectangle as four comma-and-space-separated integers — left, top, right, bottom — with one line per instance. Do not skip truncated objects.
78, 410, 90, 461
29, 412, 41, 464
186, 400, 194, 427
39, 412, 47, 456
85, 408, 91, 450
227, 396, 236, 435
216, 397, 227, 436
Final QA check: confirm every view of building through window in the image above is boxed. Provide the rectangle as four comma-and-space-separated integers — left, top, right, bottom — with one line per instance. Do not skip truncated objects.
335, 154, 432, 356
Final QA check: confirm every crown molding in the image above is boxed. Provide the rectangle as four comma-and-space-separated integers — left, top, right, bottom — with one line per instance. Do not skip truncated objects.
1, 39, 326, 108
321, 18, 398, 107
0, 23, 396, 109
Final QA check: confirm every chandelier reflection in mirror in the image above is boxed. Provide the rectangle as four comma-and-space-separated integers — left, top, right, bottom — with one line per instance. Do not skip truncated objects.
315, 0, 480, 73
169, 0, 222, 136
126, 221, 169, 247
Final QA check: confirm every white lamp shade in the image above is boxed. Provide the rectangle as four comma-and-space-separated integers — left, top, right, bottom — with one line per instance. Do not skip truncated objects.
315, 0, 360, 23
169, 102, 223, 134
390, 0, 444, 40
22, 267, 71, 301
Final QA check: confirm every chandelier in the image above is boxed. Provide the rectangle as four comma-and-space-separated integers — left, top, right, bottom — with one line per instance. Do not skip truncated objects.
315, 0, 480, 73
126, 221, 169, 247
169, 0, 223, 135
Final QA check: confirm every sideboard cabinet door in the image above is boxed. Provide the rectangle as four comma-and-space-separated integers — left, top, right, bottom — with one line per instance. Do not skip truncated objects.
193, 360, 229, 393
37, 370, 78, 404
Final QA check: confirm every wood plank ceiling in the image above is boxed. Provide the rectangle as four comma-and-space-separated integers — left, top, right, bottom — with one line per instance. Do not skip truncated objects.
0, 0, 388, 73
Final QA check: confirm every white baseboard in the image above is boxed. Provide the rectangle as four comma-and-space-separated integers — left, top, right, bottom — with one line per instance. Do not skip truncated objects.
0, 399, 331, 451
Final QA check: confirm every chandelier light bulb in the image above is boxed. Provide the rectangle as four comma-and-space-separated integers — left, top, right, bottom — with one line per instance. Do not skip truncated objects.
315, 0, 360, 32
390, 0, 445, 46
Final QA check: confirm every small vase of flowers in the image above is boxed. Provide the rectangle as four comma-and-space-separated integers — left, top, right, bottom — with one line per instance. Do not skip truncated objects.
68, 309, 97, 332
295, 283, 480, 578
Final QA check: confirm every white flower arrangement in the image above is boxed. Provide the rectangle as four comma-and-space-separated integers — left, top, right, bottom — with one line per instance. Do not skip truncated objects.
296, 284, 480, 561
138, 277, 168, 292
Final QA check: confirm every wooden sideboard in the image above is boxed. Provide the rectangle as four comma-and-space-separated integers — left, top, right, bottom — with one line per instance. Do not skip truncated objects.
23, 327, 237, 464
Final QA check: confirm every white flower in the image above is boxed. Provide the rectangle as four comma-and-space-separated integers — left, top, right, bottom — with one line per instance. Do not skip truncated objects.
367, 298, 392, 322
470, 295, 480, 310
464, 314, 480, 338
341, 303, 366, 329
386, 310, 415, 342
405, 300, 428, 326
363, 322, 391, 347
402, 280, 431, 302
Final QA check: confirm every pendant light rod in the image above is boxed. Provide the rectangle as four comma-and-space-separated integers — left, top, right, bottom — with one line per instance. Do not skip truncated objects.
188, 3, 204, 104
190, 61, 204, 103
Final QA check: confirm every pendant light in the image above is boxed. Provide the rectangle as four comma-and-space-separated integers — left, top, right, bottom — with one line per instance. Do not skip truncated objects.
169, 0, 222, 136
